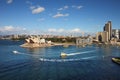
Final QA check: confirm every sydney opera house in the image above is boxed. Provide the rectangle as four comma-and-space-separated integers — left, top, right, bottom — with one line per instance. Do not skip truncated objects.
21, 36, 52, 48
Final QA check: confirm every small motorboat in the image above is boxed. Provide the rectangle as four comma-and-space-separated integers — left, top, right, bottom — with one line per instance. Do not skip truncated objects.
39, 58, 44, 61
60, 52, 67, 58
13, 50, 18, 54
112, 57, 120, 64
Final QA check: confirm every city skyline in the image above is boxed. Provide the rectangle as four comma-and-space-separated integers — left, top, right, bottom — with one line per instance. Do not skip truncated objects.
0, 0, 120, 35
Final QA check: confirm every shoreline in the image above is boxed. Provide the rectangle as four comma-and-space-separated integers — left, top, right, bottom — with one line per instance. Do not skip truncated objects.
20, 42, 76, 48
21, 42, 120, 48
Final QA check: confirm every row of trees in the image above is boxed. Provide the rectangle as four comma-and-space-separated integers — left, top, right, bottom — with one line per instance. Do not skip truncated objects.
11, 36, 76, 43
45, 37, 76, 43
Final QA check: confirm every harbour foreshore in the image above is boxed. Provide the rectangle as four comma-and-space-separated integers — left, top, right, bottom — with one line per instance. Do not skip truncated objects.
20, 42, 75, 48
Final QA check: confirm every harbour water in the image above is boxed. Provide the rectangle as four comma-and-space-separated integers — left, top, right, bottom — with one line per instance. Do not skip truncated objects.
0, 40, 120, 80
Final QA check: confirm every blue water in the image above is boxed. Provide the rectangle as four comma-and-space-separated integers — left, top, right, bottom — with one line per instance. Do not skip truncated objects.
0, 40, 120, 80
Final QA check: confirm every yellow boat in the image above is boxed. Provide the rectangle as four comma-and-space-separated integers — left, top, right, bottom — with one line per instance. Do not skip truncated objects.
60, 52, 67, 58
112, 57, 120, 64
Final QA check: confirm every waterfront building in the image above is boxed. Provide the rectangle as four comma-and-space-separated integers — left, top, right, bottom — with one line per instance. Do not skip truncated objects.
12, 35, 19, 39
76, 38, 84, 45
112, 29, 120, 39
103, 21, 112, 41
22, 36, 52, 48
102, 31, 109, 42
110, 38, 117, 45
40, 39, 46, 43
96, 31, 108, 42
96, 21, 112, 42
76, 36, 93, 45
25, 36, 50, 44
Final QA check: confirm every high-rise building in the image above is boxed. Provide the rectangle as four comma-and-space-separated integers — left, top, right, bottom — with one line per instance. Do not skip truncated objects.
103, 21, 112, 41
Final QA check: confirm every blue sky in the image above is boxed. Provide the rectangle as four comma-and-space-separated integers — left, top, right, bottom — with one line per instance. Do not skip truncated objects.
0, 0, 120, 36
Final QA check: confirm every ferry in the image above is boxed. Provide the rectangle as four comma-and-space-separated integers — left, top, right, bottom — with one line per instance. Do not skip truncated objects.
112, 57, 120, 64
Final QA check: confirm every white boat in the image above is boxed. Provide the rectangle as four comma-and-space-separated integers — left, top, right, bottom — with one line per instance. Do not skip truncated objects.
39, 58, 44, 61
13, 50, 18, 54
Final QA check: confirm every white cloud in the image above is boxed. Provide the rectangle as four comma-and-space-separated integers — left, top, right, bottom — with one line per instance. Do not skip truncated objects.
58, 29, 64, 32
0, 26, 87, 36
0, 26, 27, 34
48, 28, 82, 33
48, 28, 57, 32
72, 5, 83, 9
58, 5, 69, 10
53, 12, 69, 18
64, 6, 69, 9
32, 7, 45, 14
77, 6, 83, 9
47, 28, 84, 36
7, 0, 13, 4
71, 28, 81, 33
57, 5, 82, 11
2, 26, 14, 31
28, 1, 45, 14
48, 28, 65, 33
58, 8, 63, 10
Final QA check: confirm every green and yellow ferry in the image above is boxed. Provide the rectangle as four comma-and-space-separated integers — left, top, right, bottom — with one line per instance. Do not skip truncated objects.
112, 57, 120, 64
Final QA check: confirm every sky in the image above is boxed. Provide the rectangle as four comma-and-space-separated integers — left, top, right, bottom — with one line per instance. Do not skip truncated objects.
0, 0, 120, 36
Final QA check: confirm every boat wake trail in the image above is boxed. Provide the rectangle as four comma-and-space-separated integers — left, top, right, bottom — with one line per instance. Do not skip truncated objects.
12, 50, 40, 57
66, 50, 96, 56
12, 50, 97, 62
13, 50, 30, 56
39, 56, 97, 62
81, 56, 97, 59
13, 50, 19, 54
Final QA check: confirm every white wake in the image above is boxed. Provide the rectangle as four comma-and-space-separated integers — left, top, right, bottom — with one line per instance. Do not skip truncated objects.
12, 50, 40, 57
12, 50, 97, 62
39, 56, 97, 62
64, 50, 96, 56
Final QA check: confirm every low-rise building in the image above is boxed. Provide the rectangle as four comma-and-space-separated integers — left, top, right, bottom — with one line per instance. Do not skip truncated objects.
25, 36, 51, 44
112, 29, 120, 39
76, 36, 93, 45
96, 31, 108, 42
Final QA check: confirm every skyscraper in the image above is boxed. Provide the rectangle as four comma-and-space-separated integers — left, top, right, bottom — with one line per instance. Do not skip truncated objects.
103, 21, 112, 41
